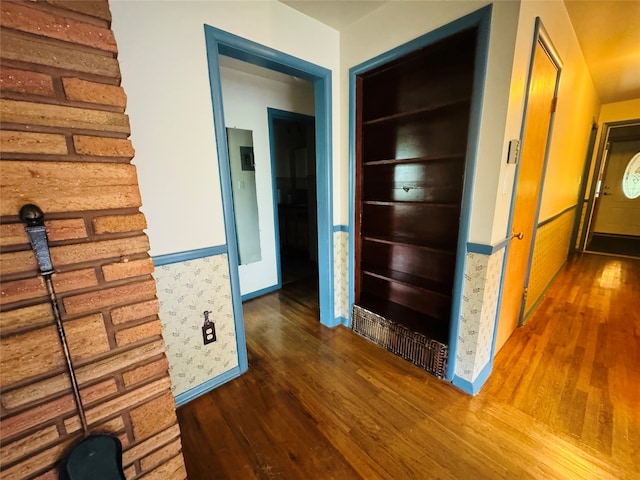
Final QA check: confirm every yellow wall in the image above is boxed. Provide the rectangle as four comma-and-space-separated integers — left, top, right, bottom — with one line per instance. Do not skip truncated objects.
599, 98, 640, 123
525, 208, 575, 316
592, 98, 640, 186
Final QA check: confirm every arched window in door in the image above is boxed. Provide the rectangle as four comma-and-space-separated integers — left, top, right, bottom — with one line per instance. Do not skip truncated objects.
622, 152, 640, 199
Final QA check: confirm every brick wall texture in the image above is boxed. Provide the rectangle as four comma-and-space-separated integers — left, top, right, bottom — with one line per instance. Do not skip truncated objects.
0, 1, 187, 478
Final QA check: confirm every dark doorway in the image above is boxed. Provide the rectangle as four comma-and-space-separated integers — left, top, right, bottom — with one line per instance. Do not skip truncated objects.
269, 110, 318, 285
584, 122, 640, 259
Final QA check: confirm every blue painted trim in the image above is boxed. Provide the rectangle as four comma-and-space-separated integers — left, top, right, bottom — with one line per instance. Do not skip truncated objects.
471, 360, 493, 393
467, 237, 509, 255
323, 316, 343, 328
337, 316, 349, 327
333, 225, 348, 232
452, 359, 492, 395
451, 375, 474, 394
153, 245, 227, 267
204, 26, 244, 376
348, 7, 493, 354
314, 68, 335, 329
213, 30, 329, 82
446, 6, 492, 382
242, 283, 280, 302
203, 25, 334, 335
267, 107, 315, 124
175, 365, 242, 407
266, 108, 314, 293
347, 60, 357, 329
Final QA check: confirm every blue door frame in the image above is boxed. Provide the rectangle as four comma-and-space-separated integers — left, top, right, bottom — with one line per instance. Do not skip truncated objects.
347, 6, 493, 383
203, 25, 337, 373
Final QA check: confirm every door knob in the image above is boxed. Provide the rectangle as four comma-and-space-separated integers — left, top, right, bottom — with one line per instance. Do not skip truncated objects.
511, 231, 524, 240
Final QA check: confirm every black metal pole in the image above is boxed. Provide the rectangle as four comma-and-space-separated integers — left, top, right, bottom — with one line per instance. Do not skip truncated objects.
20, 204, 89, 436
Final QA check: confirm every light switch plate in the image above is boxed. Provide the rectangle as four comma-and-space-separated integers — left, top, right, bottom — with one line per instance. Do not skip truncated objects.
507, 139, 520, 164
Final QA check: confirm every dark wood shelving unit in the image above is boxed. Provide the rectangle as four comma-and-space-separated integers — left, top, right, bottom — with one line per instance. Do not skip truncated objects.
353, 27, 479, 364
361, 235, 457, 254
362, 97, 472, 126
360, 265, 453, 297
363, 153, 465, 166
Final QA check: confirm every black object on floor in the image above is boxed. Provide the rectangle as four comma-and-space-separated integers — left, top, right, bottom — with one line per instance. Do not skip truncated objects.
59, 435, 125, 480
586, 234, 640, 258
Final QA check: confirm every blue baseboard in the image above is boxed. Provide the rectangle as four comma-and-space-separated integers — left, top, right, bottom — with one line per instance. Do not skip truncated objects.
322, 316, 344, 328
451, 360, 492, 395
242, 283, 280, 302
175, 365, 243, 407
337, 316, 349, 327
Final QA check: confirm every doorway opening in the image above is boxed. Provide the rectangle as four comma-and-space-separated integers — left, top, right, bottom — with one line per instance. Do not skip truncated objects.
268, 109, 319, 287
203, 26, 336, 377
582, 121, 640, 258
217, 56, 317, 301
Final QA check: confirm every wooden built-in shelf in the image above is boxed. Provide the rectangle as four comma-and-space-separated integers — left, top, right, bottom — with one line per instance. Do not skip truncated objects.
362, 235, 456, 255
355, 26, 479, 355
361, 265, 452, 297
362, 97, 471, 126
358, 293, 450, 344
363, 154, 465, 166
362, 200, 459, 208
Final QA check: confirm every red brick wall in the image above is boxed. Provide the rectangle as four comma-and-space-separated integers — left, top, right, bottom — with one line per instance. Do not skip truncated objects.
0, 1, 186, 478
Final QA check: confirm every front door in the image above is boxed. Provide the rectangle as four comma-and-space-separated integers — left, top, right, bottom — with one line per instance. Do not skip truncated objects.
592, 139, 640, 236
495, 38, 560, 353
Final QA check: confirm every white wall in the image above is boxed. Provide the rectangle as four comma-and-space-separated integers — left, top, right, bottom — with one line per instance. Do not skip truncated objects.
111, 0, 339, 257
220, 64, 314, 295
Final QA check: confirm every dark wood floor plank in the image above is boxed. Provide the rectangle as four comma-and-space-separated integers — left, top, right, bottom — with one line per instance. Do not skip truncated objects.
177, 254, 639, 479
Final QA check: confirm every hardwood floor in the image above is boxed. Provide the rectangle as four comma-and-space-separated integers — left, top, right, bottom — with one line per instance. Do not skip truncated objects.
177, 254, 639, 479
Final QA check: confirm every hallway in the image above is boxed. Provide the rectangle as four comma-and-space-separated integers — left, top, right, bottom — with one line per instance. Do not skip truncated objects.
177, 254, 639, 479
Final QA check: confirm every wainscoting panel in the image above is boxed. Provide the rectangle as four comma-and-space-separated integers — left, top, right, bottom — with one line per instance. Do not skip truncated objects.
333, 230, 349, 321
525, 207, 575, 317
456, 249, 505, 383
154, 254, 239, 396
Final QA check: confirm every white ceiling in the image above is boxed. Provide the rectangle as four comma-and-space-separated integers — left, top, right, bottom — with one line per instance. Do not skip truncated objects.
279, 0, 640, 105
281, 0, 386, 30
